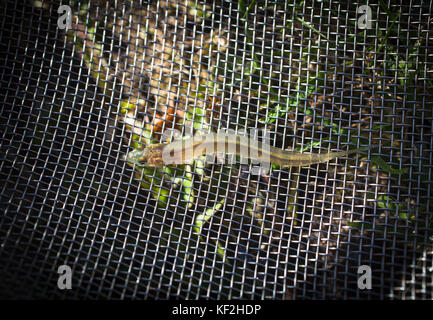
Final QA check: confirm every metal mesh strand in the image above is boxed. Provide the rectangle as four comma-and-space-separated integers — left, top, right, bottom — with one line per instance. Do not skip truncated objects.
0, 0, 432, 299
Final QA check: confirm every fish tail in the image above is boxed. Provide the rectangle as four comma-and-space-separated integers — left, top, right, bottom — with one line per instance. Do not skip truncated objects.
282, 144, 375, 167
319, 144, 375, 163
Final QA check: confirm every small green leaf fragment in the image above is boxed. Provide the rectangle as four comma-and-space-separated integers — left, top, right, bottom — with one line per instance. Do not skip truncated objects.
195, 157, 205, 176
195, 198, 225, 233
215, 240, 227, 262
120, 101, 134, 114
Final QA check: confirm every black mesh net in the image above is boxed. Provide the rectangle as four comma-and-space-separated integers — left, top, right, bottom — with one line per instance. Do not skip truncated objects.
0, 0, 432, 299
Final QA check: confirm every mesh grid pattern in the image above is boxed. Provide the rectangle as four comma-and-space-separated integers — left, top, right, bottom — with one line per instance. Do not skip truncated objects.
0, 0, 432, 299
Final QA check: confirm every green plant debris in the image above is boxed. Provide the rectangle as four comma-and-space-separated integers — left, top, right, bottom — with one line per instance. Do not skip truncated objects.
67, 23, 110, 93
195, 198, 225, 232
185, 103, 209, 131
215, 240, 227, 260
195, 156, 206, 176
295, 17, 328, 40
119, 101, 135, 114
376, 194, 411, 220
240, 0, 256, 20
138, 172, 169, 205
238, 0, 272, 91
182, 165, 195, 208
188, 1, 211, 19
125, 156, 169, 206
379, 0, 394, 18
194, 198, 227, 262
378, 11, 401, 52
296, 140, 323, 152
347, 215, 431, 242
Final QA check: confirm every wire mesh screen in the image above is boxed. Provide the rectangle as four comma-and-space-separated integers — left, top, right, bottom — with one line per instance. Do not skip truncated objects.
0, 0, 432, 299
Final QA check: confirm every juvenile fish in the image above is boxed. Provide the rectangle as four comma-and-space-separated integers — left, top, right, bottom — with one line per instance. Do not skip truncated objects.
127, 133, 371, 167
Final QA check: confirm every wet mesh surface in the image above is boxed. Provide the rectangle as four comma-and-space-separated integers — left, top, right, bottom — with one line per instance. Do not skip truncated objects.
0, 0, 432, 299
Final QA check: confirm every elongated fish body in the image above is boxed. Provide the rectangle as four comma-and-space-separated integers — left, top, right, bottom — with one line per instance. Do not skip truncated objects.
128, 133, 370, 167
